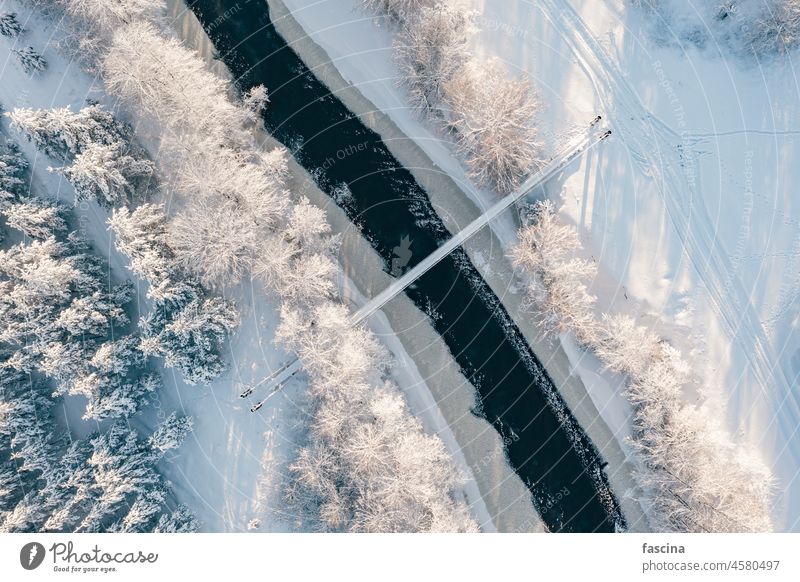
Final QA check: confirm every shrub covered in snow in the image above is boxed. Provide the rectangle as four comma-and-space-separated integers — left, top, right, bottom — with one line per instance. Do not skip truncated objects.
632, 0, 800, 58
361, 0, 436, 22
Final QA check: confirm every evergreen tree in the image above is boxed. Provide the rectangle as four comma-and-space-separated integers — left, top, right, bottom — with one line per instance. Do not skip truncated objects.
149, 412, 193, 453
13, 47, 47, 75
59, 141, 155, 207
0, 12, 22, 37
153, 504, 199, 533
0, 141, 28, 203
140, 281, 237, 385
2, 199, 67, 239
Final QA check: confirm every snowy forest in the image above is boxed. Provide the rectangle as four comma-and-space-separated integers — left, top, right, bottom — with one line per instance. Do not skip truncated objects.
1, 0, 797, 536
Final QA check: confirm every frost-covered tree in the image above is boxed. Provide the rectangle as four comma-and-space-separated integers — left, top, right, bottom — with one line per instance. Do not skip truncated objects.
444, 60, 542, 193
0, 396, 196, 533
13, 47, 47, 75
7, 104, 124, 161
2, 199, 67, 239
632, 0, 800, 58
510, 200, 598, 344
59, 141, 155, 206
252, 197, 339, 308
149, 412, 193, 453
0, 195, 159, 420
108, 204, 238, 385
60, 0, 165, 33
0, 12, 22, 38
242, 84, 269, 125
71, 337, 159, 421
0, 141, 28, 204
139, 281, 238, 385
79, 422, 161, 532
153, 504, 199, 533
276, 301, 477, 532
361, 0, 435, 21
394, 5, 471, 113
107, 203, 174, 298
49, 0, 166, 60
747, 0, 800, 55
8, 104, 153, 206
167, 149, 289, 288
624, 343, 773, 533
103, 22, 251, 149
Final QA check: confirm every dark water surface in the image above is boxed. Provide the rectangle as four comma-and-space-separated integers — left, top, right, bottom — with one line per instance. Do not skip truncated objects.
187, 0, 623, 532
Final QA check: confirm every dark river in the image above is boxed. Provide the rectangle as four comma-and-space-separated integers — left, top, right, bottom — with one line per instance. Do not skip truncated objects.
187, 0, 623, 532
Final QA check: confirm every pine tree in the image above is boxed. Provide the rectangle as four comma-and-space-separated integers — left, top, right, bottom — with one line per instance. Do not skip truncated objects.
140, 281, 237, 385
0, 13, 22, 38
59, 141, 155, 207
7, 105, 124, 160
108, 204, 175, 299
153, 504, 199, 533
0, 141, 28, 204
2, 199, 67, 239
79, 423, 162, 532
149, 412, 193, 453
13, 47, 47, 75
7, 104, 152, 206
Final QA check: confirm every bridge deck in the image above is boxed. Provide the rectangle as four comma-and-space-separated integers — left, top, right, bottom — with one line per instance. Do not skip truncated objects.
250, 122, 610, 411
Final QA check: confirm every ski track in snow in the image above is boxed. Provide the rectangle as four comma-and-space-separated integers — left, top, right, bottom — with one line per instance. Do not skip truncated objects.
541, 0, 789, 404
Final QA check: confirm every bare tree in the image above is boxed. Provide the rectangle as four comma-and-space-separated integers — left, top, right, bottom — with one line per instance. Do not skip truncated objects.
443, 60, 542, 193
394, 5, 471, 113
510, 200, 599, 344
361, 0, 436, 22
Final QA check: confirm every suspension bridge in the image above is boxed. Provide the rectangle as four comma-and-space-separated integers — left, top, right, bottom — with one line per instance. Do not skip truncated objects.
247, 119, 611, 411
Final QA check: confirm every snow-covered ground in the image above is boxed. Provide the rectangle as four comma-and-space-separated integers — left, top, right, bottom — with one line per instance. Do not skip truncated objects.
275, 0, 800, 530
